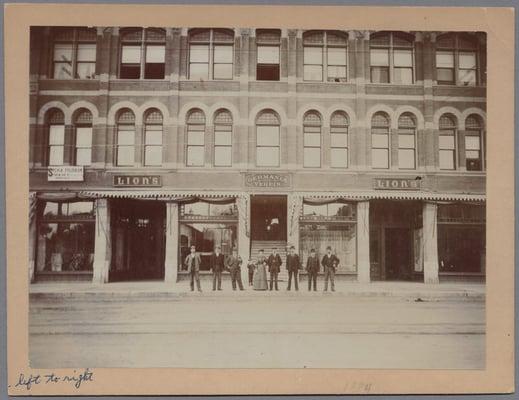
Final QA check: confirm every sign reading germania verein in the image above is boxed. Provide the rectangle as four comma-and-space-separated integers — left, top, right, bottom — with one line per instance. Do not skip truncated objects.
113, 175, 162, 187
373, 178, 421, 190
245, 173, 290, 188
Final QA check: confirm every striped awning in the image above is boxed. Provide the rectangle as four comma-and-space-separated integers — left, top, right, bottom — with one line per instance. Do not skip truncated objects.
78, 190, 243, 200
297, 191, 486, 202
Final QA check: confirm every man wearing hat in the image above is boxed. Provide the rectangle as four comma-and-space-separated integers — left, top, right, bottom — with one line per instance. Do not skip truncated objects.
210, 245, 225, 291
184, 245, 202, 292
267, 247, 282, 291
286, 245, 301, 291
321, 246, 339, 292
226, 248, 244, 291
305, 248, 320, 291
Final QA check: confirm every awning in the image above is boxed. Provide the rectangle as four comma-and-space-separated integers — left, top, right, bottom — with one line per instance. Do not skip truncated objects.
297, 191, 486, 202
78, 190, 243, 202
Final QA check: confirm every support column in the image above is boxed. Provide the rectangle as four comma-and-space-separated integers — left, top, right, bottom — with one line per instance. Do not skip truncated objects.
164, 202, 179, 283
28, 199, 37, 283
287, 194, 302, 253
237, 195, 251, 285
423, 202, 439, 284
357, 201, 371, 283
93, 198, 111, 283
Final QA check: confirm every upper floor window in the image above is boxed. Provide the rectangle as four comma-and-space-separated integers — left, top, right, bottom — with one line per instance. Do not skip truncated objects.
371, 112, 390, 169
256, 110, 280, 167
52, 27, 96, 79
370, 32, 414, 84
439, 114, 457, 170
186, 109, 206, 167
465, 115, 483, 171
397, 113, 417, 169
330, 111, 349, 168
256, 29, 281, 81
73, 109, 93, 166
144, 109, 163, 166
303, 111, 322, 168
214, 110, 233, 167
46, 109, 65, 166
189, 29, 234, 80
120, 28, 165, 79
116, 109, 136, 166
436, 33, 481, 86
303, 31, 348, 82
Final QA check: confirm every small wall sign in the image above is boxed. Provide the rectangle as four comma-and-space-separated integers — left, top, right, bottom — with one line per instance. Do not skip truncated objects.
113, 175, 162, 187
373, 178, 421, 190
245, 173, 291, 188
47, 166, 84, 182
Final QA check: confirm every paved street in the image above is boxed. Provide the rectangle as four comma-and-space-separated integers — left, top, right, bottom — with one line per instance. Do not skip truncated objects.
29, 289, 485, 369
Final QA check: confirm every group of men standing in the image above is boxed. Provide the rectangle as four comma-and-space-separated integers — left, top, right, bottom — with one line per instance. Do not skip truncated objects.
184, 244, 340, 292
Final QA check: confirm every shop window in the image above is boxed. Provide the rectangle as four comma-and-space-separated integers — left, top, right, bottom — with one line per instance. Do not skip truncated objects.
370, 32, 414, 84
73, 109, 93, 166
438, 225, 485, 273
256, 110, 280, 167
46, 109, 66, 166
51, 27, 96, 79
213, 109, 233, 167
116, 109, 135, 166
144, 109, 163, 166
371, 112, 390, 169
120, 28, 165, 79
302, 202, 356, 220
256, 29, 281, 81
436, 33, 482, 86
303, 111, 322, 168
439, 114, 457, 170
465, 114, 483, 171
330, 111, 349, 168
189, 29, 234, 80
186, 109, 206, 167
397, 112, 417, 169
36, 201, 95, 273
303, 31, 347, 82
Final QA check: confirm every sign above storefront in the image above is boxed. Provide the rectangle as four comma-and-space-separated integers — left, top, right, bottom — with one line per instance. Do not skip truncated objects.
373, 177, 421, 190
47, 166, 84, 182
113, 175, 162, 187
245, 173, 291, 188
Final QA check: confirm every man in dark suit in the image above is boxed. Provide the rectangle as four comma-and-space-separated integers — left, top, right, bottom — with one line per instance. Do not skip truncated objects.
305, 248, 319, 291
184, 245, 202, 292
210, 245, 225, 291
321, 246, 339, 292
267, 248, 282, 291
286, 245, 301, 291
225, 248, 244, 291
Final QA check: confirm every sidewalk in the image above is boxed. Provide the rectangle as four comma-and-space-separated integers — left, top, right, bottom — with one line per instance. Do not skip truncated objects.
29, 280, 485, 301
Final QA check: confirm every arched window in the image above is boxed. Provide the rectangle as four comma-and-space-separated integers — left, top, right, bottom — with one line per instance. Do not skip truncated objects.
330, 111, 349, 168
73, 109, 93, 166
214, 110, 233, 167
465, 114, 483, 171
436, 33, 481, 86
371, 112, 390, 169
439, 114, 457, 170
370, 32, 414, 84
186, 109, 206, 167
397, 113, 417, 169
303, 111, 322, 168
116, 109, 135, 166
144, 109, 163, 166
303, 31, 348, 82
189, 29, 234, 80
256, 110, 280, 167
52, 27, 96, 79
256, 29, 281, 81
120, 28, 165, 79
46, 109, 65, 166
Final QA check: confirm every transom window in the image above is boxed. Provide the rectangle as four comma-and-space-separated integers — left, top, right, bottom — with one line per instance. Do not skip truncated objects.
120, 28, 165, 79
436, 33, 480, 86
256, 110, 280, 167
303, 31, 348, 82
465, 114, 483, 171
256, 29, 281, 81
214, 110, 233, 167
330, 112, 349, 168
144, 109, 163, 166
397, 113, 417, 169
371, 112, 391, 169
116, 109, 136, 166
303, 111, 322, 168
46, 109, 66, 166
370, 32, 414, 84
439, 114, 457, 170
186, 109, 206, 167
73, 109, 93, 166
52, 27, 97, 79
189, 29, 234, 80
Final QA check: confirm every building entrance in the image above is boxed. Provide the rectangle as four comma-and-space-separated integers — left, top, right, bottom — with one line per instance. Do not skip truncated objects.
384, 228, 413, 280
250, 195, 287, 241
110, 200, 165, 281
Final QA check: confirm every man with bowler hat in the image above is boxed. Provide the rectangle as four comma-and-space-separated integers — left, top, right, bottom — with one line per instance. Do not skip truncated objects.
305, 248, 319, 291
210, 245, 225, 291
286, 245, 301, 291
